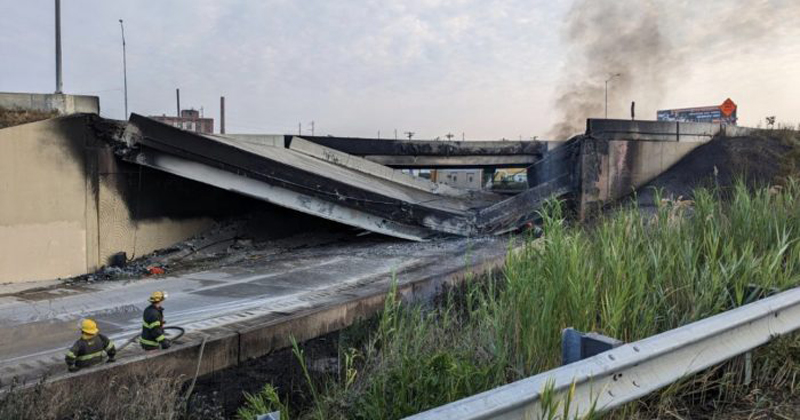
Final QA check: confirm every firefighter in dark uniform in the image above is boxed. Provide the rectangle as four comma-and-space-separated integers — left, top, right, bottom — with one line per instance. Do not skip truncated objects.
140, 291, 171, 350
65, 319, 116, 372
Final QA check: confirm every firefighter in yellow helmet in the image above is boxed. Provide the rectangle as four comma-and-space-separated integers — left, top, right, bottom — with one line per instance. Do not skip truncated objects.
65, 319, 116, 372
140, 291, 171, 350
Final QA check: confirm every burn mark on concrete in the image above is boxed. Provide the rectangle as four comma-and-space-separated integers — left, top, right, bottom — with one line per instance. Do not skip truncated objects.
578, 136, 609, 219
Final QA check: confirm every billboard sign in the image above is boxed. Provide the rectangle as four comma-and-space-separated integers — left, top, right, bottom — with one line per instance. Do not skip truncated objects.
657, 98, 737, 125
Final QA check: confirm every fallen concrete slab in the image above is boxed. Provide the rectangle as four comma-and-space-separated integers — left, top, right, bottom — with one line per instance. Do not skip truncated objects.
119, 115, 566, 240
122, 115, 486, 239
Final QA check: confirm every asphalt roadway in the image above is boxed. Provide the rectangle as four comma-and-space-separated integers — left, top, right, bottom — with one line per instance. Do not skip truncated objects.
0, 236, 509, 385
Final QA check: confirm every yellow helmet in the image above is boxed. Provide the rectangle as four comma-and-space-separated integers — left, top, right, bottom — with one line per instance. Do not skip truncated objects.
81, 319, 99, 335
149, 290, 168, 303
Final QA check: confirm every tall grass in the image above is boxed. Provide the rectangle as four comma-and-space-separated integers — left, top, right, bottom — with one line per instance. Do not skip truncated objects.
240, 180, 800, 419
0, 370, 189, 420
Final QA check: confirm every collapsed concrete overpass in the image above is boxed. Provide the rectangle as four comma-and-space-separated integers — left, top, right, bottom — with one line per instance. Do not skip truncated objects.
0, 112, 750, 284
120, 114, 570, 241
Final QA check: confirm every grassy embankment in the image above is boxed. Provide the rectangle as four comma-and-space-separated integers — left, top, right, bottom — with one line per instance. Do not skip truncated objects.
240, 180, 800, 417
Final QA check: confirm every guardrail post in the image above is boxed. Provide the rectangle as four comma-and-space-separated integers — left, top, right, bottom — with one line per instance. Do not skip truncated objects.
738, 284, 778, 386
561, 328, 623, 365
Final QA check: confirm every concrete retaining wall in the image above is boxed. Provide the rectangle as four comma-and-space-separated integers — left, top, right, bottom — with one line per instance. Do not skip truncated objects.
578, 119, 754, 217
578, 138, 702, 217
0, 92, 100, 115
0, 115, 248, 283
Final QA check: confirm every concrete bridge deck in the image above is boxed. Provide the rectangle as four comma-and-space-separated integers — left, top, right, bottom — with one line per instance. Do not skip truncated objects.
292, 135, 548, 169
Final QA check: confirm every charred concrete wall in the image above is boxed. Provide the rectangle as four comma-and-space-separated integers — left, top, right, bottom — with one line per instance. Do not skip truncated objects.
578, 120, 752, 217
0, 115, 258, 283
0, 116, 93, 282
578, 138, 703, 217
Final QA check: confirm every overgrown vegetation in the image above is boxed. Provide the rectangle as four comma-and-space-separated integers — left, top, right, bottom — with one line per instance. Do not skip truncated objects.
0, 370, 190, 420
238, 179, 800, 419
0, 107, 57, 129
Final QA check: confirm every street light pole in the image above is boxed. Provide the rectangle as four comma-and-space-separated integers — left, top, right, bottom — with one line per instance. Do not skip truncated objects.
604, 73, 621, 119
119, 19, 128, 118
55, 0, 63, 93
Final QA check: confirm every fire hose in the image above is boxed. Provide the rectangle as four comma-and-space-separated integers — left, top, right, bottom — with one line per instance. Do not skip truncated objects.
116, 325, 186, 352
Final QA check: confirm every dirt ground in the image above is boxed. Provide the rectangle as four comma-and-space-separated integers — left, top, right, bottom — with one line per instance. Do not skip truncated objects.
188, 325, 372, 418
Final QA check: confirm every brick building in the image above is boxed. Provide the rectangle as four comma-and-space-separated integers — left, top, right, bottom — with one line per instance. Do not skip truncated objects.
150, 109, 214, 134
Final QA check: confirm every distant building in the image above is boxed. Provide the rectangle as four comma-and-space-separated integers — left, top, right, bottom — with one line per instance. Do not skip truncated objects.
431, 169, 483, 190
657, 98, 738, 125
150, 109, 214, 134
493, 168, 527, 184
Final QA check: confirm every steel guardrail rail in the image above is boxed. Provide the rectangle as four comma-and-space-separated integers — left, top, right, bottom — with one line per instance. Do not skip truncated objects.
405, 286, 800, 420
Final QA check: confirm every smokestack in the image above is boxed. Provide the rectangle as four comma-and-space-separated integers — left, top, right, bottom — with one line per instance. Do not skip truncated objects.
220, 96, 225, 134
176, 88, 180, 117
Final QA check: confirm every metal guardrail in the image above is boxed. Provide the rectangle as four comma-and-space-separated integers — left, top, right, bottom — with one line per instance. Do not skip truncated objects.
405, 286, 800, 420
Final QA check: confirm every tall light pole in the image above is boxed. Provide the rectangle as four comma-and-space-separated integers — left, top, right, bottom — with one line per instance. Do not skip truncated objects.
119, 19, 128, 118
55, 0, 63, 93
604, 73, 621, 119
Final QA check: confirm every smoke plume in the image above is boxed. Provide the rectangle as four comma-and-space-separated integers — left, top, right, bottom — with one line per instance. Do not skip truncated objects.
549, 0, 800, 139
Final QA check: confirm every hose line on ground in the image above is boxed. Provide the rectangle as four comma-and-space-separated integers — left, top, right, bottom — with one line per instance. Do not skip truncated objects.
116, 326, 186, 352
183, 334, 208, 414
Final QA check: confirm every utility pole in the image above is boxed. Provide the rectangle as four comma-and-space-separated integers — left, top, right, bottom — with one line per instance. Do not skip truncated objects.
119, 19, 128, 118
220, 96, 225, 134
176, 88, 180, 116
404, 131, 415, 140
605, 73, 621, 119
55, 0, 63, 93
298, 122, 302, 135
377, 130, 381, 139
445, 133, 454, 141
394, 129, 398, 140
310, 121, 315, 136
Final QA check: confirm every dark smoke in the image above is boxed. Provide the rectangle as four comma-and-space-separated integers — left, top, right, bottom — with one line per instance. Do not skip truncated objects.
549, 0, 800, 139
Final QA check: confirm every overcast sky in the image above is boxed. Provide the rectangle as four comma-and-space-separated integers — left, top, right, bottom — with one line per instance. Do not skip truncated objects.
1, 1, 798, 139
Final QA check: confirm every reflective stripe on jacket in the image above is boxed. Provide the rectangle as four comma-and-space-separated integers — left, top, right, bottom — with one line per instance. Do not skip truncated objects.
65, 333, 116, 368
140, 304, 166, 348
